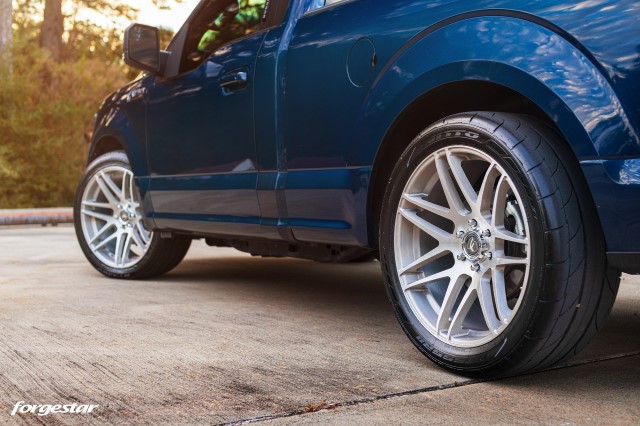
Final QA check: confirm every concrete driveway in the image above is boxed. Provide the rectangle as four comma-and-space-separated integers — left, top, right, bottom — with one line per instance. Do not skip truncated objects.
0, 225, 638, 424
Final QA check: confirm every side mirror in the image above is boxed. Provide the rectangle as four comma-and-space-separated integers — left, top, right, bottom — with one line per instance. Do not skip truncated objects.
124, 24, 160, 74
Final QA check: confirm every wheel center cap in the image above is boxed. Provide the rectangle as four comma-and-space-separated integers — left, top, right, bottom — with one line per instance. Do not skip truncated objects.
462, 231, 488, 260
119, 210, 131, 223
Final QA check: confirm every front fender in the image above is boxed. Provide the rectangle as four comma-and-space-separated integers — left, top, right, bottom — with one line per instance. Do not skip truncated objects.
356, 14, 639, 164
91, 104, 148, 179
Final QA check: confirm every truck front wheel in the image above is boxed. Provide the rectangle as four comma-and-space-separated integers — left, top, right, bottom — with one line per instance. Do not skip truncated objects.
74, 151, 191, 279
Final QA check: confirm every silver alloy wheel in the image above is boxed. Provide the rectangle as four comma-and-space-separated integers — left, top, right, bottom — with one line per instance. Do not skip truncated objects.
394, 145, 530, 348
80, 165, 152, 269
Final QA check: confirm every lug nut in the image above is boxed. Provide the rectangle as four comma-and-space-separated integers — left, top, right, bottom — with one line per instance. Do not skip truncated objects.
482, 229, 491, 237
484, 251, 493, 260
457, 230, 465, 238
468, 219, 477, 227
470, 263, 480, 272
457, 253, 466, 261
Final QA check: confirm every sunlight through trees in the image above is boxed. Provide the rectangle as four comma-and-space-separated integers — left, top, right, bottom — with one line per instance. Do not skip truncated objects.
0, 0, 182, 207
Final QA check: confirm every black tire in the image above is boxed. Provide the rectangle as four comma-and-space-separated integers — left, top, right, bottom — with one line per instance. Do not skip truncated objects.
379, 112, 620, 377
74, 151, 191, 279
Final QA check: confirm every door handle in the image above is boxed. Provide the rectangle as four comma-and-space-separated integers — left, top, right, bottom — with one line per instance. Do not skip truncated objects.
220, 69, 248, 92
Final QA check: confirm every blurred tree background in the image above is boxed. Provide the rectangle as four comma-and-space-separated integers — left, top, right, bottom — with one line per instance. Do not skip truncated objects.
0, 0, 179, 208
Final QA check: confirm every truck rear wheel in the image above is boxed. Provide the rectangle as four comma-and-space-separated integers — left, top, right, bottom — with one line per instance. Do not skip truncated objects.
379, 112, 620, 377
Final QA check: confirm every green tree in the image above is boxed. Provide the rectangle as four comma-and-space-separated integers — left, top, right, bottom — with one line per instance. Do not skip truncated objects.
0, 1, 179, 208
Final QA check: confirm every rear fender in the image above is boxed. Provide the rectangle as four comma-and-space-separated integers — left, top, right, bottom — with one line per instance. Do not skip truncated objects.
356, 15, 639, 164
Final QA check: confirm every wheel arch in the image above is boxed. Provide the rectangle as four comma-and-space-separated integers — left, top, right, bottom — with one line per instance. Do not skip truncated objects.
366, 81, 573, 249
89, 136, 123, 162
89, 108, 148, 178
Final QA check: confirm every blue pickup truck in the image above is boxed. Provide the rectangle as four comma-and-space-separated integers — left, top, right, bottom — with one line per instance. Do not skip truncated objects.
74, 0, 640, 376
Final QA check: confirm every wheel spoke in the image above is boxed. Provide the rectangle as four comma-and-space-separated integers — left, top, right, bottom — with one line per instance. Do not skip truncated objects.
82, 200, 114, 210
398, 208, 453, 241
88, 222, 115, 245
100, 171, 124, 202
122, 171, 131, 202
82, 208, 114, 223
477, 273, 501, 333
113, 232, 132, 267
494, 255, 528, 266
136, 221, 150, 244
477, 163, 500, 216
130, 227, 146, 251
122, 232, 133, 265
402, 266, 455, 291
402, 193, 452, 221
447, 281, 478, 339
446, 151, 477, 208
93, 231, 118, 251
493, 227, 529, 244
435, 154, 468, 216
130, 241, 145, 257
491, 268, 512, 323
435, 274, 468, 334
490, 175, 509, 228
113, 234, 123, 266
95, 173, 119, 205
398, 245, 449, 276
129, 174, 137, 206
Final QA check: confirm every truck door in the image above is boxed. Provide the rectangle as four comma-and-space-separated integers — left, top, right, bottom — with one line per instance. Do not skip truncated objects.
145, 0, 275, 237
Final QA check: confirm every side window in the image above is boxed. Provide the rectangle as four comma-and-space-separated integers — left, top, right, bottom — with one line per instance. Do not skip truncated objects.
197, 1, 267, 52
180, 0, 268, 74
